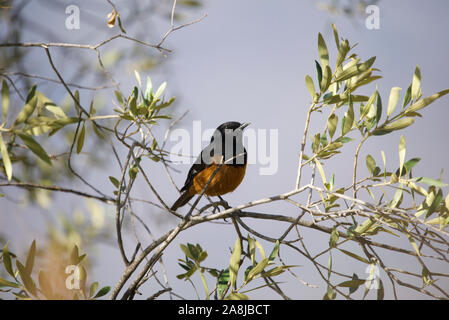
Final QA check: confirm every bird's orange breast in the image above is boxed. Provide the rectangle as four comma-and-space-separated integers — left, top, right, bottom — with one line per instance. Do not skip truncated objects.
189, 164, 247, 196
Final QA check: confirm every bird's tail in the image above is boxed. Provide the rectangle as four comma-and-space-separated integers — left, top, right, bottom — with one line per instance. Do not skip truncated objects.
170, 191, 194, 211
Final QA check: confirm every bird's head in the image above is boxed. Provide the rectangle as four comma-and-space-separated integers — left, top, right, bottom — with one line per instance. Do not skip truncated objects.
211, 121, 250, 143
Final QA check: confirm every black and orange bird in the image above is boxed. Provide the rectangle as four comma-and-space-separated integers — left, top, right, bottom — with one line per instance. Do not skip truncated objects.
170, 121, 250, 211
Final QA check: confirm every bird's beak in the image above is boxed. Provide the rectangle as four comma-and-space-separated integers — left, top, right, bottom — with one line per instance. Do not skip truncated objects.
239, 122, 250, 130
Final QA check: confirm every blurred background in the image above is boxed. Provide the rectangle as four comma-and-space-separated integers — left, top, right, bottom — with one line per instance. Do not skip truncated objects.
1, 0, 449, 299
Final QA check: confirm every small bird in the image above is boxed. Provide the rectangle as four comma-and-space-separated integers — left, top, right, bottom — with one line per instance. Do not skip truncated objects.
171, 121, 250, 211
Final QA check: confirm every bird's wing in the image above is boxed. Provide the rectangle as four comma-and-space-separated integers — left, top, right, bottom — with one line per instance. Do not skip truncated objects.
180, 149, 209, 192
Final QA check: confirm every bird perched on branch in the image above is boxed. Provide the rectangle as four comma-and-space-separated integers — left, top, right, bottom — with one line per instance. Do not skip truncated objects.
171, 121, 250, 211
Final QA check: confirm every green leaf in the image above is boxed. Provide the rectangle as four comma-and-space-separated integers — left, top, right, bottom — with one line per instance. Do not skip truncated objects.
0, 133, 12, 181
398, 135, 406, 177
0, 277, 20, 288
327, 114, 338, 139
248, 236, 256, 266
351, 95, 370, 103
1, 79, 10, 122
89, 281, 99, 298
361, 91, 378, 120
320, 65, 332, 93
336, 57, 376, 82
377, 279, 384, 300
128, 166, 138, 179
46, 105, 67, 118
198, 250, 208, 263
179, 0, 202, 7
114, 90, 124, 105
318, 33, 329, 68
349, 273, 360, 294
177, 265, 197, 279
78, 264, 87, 290
12, 292, 31, 300
243, 265, 252, 281
390, 186, 403, 208
331, 23, 340, 49
2, 244, 15, 278
70, 244, 81, 265
180, 244, 195, 260
338, 249, 369, 264
415, 177, 448, 187
154, 97, 175, 110
366, 155, 376, 175
76, 123, 86, 154
134, 70, 142, 87
324, 93, 346, 104
178, 262, 191, 272
208, 269, 219, 277
254, 240, 266, 259
337, 279, 366, 288
188, 243, 200, 260
314, 158, 327, 185
342, 103, 354, 135
387, 87, 402, 117
14, 85, 38, 125
35, 92, 56, 113
375, 92, 382, 124
411, 65, 421, 101
229, 239, 241, 287
329, 174, 335, 191
246, 258, 269, 282
128, 95, 137, 116
336, 39, 350, 69
335, 136, 354, 143
407, 235, 420, 256
305, 75, 315, 100
426, 188, 443, 219
406, 89, 449, 114
154, 82, 167, 100
323, 285, 336, 300
262, 265, 297, 277
354, 76, 383, 91
396, 157, 421, 177
406, 181, 427, 197
360, 57, 377, 72
315, 60, 323, 88
383, 118, 415, 132
225, 292, 250, 300
335, 65, 359, 82
329, 228, 339, 248
16, 260, 37, 297
25, 240, 36, 275
145, 76, 153, 99
268, 240, 280, 262
381, 150, 386, 171
18, 133, 52, 165
109, 176, 120, 188
93, 286, 111, 299
402, 84, 412, 109
26, 117, 79, 136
